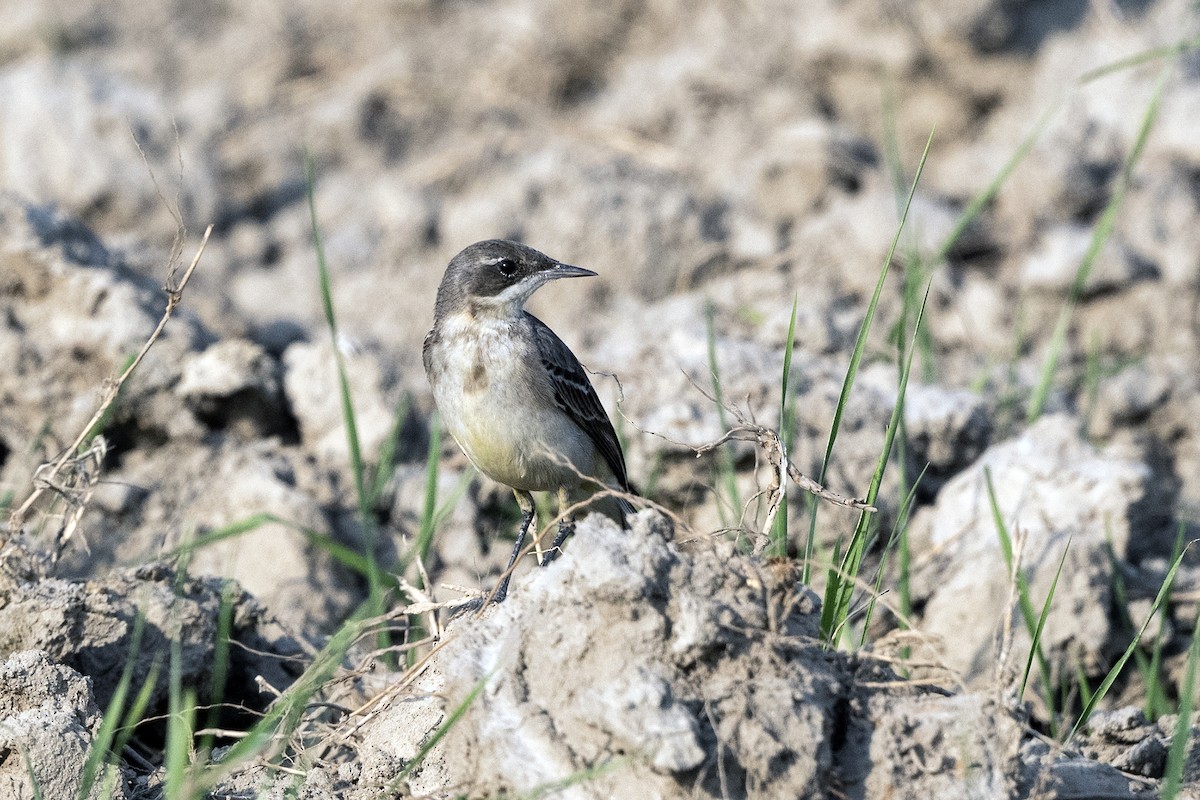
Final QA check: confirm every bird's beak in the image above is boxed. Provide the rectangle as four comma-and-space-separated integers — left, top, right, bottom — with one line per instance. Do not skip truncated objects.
546, 262, 598, 280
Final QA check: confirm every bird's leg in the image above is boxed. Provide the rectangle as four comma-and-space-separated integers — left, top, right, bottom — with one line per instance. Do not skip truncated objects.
495, 489, 535, 602
543, 487, 576, 565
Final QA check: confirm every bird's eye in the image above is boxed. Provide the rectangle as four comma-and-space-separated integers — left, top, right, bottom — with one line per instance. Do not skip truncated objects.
495, 258, 518, 277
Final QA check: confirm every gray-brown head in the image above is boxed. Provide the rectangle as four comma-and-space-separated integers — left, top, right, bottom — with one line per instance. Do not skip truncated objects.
433, 239, 596, 320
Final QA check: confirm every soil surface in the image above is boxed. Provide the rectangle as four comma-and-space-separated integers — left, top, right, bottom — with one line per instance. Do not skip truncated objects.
2, 0, 1200, 797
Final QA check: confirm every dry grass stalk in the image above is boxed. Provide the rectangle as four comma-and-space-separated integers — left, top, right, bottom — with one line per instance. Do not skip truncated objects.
3, 225, 213, 564
994, 523, 1030, 703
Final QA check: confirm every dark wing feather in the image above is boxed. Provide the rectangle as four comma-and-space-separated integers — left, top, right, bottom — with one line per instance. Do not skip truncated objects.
527, 313, 630, 490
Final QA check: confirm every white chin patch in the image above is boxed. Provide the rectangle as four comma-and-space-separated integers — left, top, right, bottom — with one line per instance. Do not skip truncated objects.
486, 275, 549, 308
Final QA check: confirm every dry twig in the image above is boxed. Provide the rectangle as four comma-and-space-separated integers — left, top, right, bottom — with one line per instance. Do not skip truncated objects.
612, 368, 874, 552
3, 226, 213, 563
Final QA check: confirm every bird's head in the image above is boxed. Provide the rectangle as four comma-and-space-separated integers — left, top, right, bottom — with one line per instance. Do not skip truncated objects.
434, 239, 596, 319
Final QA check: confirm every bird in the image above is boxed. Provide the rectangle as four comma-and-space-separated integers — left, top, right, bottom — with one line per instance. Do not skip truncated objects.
423, 239, 632, 601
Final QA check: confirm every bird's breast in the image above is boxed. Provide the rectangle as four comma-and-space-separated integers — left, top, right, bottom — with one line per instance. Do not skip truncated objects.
424, 313, 594, 492
427, 313, 527, 397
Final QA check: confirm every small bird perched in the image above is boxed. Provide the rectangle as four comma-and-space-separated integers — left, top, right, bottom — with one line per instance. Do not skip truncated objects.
423, 239, 632, 600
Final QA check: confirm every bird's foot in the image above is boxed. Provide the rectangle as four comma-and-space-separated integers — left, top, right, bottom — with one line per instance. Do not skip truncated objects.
491, 575, 512, 603
493, 501, 535, 602
542, 519, 576, 565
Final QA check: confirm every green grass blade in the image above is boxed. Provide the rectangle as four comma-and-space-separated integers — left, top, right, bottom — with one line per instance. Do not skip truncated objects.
1074, 657, 1093, 711
769, 294, 800, 557
1069, 540, 1192, 740
821, 277, 930, 644
432, 470, 473, 531
1161, 609, 1200, 800
877, 92, 934, 383
164, 633, 194, 800
880, 72, 907, 211
896, 518, 912, 632
1026, 308, 1070, 424
1079, 335, 1102, 439
390, 674, 490, 790
932, 100, 1060, 270
199, 581, 238, 756
882, 68, 935, 385
859, 464, 926, 646
1105, 538, 1163, 717
411, 412, 443, 576
76, 613, 144, 798
986, 469, 1054, 707
305, 154, 368, 511
195, 601, 379, 792
1077, 37, 1200, 84
368, 395, 411, 509
859, 462, 921, 652
403, 414, 447, 666
170, 513, 400, 591
167, 513, 279, 554
1145, 524, 1187, 719
517, 757, 633, 800
994, 305, 1029, 437
705, 300, 741, 529
805, 130, 934, 586
1027, 64, 1169, 423
111, 658, 162, 761
987, 470, 1025, 619
1020, 537, 1071, 701
304, 153, 388, 638
21, 748, 45, 800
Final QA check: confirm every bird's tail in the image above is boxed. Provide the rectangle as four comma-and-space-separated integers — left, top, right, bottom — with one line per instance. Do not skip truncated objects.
615, 495, 636, 529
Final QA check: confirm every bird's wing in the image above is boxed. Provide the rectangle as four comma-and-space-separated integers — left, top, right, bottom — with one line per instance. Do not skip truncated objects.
526, 313, 630, 491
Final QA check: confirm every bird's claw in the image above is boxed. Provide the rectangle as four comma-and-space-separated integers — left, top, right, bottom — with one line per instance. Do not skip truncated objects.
543, 519, 576, 565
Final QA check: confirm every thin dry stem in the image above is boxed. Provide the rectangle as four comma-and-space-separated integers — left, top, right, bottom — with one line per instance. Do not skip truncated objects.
995, 523, 1030, 703
255, 675, 285, 699
617, 371, 874, 533
194, 728, 250, 740
5, 226, 214, 549
338, 635, 456, 748
693, 423, 876, 515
